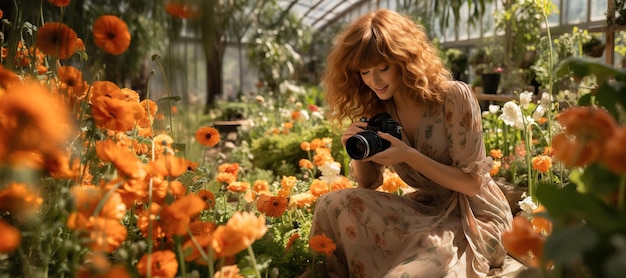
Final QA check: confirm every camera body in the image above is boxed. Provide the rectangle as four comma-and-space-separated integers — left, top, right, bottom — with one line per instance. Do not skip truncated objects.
345, 112, 402, 160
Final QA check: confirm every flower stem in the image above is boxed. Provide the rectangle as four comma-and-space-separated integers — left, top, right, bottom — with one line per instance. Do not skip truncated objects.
618, 175, 626, 210
247, 245, 262, 278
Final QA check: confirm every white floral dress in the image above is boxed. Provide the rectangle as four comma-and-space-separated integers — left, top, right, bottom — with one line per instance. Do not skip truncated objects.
309, 81, 513, 277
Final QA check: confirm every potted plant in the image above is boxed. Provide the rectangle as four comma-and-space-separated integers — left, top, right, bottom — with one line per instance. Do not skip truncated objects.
443, 48, 469, 82
468, 45, 504, 94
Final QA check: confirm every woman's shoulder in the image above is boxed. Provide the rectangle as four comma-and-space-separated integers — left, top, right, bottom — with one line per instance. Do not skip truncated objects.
441, 81, 477, 103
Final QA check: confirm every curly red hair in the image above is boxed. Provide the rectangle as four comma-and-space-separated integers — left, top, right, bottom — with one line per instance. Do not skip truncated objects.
323, 9, 452, 125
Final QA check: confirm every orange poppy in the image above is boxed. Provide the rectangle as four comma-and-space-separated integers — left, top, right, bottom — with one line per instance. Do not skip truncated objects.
164, 2, 200, 19
502, 216, 545, 267
256, 194, 288, 217
489, 160, 502, 177
136, 250, 178, 278
226, 181, 250, 193
57, 65, 88, 102
70, 185, 126, 220
289, 192, 316, 208
196, 189, 216, 210
146, 154, 188, 178
216, 172, 237, 184
0, 64, 20, 89
218, 162, 239, 176
210, 212, 267, 258
188, 220, 216, 237
140, 99, 158, 117
91, 95, 144, 132
0, 220, 20, 253
47, 0, 70, 7
195, 126, 220, 146
89, 81, 125, 100
96, 140, 147, 179
120, 88, 139, 102
159, 194, 205, 236
490, 149, 503, 159
309, 234, 337, 257
84, 216, 128, 253
0, 182, 42, 214
93, 15, 131, 55
253, 179, 271, 195
285, 233, 300, 253
136, 203, 165, 239
35, 22, 77, 59
601, 127, 626, 174
552, 133, 599, 168
0, 82, 70, 155
531, 206, 553, 235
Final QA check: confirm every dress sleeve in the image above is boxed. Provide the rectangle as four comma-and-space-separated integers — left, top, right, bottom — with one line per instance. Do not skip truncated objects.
444, 82, 493, 184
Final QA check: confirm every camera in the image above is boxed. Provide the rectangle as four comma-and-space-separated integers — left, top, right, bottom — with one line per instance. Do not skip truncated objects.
345, 112, 402, 160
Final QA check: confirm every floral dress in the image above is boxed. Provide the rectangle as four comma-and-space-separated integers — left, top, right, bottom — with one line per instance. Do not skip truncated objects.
309, 81, 513, 277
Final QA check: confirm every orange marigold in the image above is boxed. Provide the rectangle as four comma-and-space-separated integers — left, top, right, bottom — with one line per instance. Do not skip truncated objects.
531, 155, 552, 173
309, 234, 336, 257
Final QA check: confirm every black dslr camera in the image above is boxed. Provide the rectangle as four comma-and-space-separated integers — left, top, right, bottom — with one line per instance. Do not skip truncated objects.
345, 112, 402, 160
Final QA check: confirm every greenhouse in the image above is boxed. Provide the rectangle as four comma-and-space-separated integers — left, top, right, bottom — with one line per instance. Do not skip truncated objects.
0, 0, 625, 277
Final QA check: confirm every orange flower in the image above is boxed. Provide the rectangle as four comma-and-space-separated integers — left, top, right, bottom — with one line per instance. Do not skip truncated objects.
140, 99, 158, 117
218, 163, 239, 176
159, 194, 205, 236
256, 194, 288, 217
490, 149, 503, 159
91, 96, 144, 132
309, 179, 329, 197
227, 181, 250, 193
531, 155, 552, 173
600, 127, 626, 174
0, 220, 21, 253
285, 233, 300, 253
281, 176, 297, 191
379, 169, 408, 193
531, 205, 553, 235
35, 22, 77, 59
552, 133, 599, 168
210, 212, 267, 258
96, 140, 147, 179
289, 192, 316, 208
188, 220, 216, 237
47, 0, 70, 7
0, 64, 20, 89
121, 88, 140, 102
309, 138, 322, 150
196, 189, 216, 210
90, 80, 125, 100
0, 182, 42, 213
164, 2, 200, 19
214, 265, 244, 278
299, 159, 314, 169
300, 142, 311, 151
0, 82, 70, 155
93, 15, 131, 55
195, 126, 220, 146
502, 216, 545, 267
309, 234, 336, 257
253, 179, 271, 195
489, 160, 501, 176
136, 250, 178, 278
70, 185, 126, 220
57, 65, 88, 102
216, 172, 237, 184
147, 154, 188, 178
85, 216, 128, 252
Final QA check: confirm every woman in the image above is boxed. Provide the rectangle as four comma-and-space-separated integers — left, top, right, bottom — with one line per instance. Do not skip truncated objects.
307, 9, 513, 277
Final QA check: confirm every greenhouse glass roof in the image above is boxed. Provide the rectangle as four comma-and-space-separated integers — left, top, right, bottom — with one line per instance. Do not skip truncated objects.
279, 0, 363, 30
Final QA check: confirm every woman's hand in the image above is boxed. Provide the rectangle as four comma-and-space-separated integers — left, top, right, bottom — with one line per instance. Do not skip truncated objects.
363, 131, 413, 165
340, 121, 369, 146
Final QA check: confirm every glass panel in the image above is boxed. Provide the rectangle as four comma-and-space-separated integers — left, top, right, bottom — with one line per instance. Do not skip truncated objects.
482, 2, 497, 37
565, 0, 587, 24
590, 0, 606, 21
457, 2, 469, 40
547, 0, 560, 26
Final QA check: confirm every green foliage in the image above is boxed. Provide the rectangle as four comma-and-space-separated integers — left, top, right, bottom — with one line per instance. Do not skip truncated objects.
250, 123, 344, 178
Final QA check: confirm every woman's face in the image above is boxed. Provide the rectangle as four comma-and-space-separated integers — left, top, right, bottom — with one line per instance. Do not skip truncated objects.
359, 62, 402, 101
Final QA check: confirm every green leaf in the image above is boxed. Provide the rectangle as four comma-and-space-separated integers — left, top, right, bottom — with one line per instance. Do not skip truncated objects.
544, 225, 597, 264
535, 183, 622, 233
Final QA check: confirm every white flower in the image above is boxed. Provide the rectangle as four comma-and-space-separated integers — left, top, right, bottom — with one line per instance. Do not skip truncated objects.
312, 111, 324, 120
489, 104, 501, 114
500, 101, 525, 129
532, 105, 546, 120
318, 161, 341, 176
519, 91, 533, 109
518, 195, 538, 214
482, 111, 490, 118
299, 109, 310, 121
540, 92, 552, 108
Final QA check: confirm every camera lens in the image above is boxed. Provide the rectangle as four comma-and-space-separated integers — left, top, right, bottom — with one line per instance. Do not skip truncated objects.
345, 130, 381, 160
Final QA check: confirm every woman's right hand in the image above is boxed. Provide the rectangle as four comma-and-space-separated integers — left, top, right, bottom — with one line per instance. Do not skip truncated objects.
340, 121, 368, 146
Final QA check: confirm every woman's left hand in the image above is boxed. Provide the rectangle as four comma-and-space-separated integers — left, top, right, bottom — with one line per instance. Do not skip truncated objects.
363, 131, 413, 165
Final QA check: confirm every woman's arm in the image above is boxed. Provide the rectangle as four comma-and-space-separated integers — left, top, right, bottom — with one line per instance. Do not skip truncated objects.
349, 160, 384, 189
